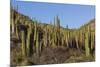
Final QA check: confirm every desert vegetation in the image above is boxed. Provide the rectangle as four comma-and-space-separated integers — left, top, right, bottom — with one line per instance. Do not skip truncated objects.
10, 9, 95, 66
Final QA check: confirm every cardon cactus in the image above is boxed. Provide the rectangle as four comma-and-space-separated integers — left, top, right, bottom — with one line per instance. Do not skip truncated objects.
36, 32, 39, 55
21, 31, 26, 57
26, 23, 32, 57
85, 32, 90, 57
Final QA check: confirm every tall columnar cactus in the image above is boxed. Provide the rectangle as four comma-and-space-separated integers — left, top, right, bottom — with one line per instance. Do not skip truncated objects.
66, 30, 69, 48
26, 23, 32, 56
51, 24, 56, 47
69, 31, 72, 47
85, 32, 90, 57
21, 31, 26, 57
52, 31, 56, 47
53, 17, 57, 47
62, 30, 67, 47
56, 16, 60, 46
34, 22, 37, 44
43, 26, 46, 47
15, 21, 19, 39
39, 40, 42, 55
67, 30, 70, 48
48, 27, 51, 47
75, 31, 79, 49
90, 32, 95, 51
56, 16, 60, 29
36, 32, 39, 55
79, 30, 82, 46
15, 5, 20, 39
34, 21, 40, 55
49, 32, 51, 47
54, 29, 57, 47
93, 32, 95, 47
61, 31, 64, 47
11, 10, 15, 34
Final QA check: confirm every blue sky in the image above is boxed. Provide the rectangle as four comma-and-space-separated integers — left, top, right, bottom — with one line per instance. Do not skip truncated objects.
11, 0, 95, 29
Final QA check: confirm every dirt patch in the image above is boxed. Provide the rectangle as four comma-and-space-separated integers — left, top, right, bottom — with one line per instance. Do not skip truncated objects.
11, 46, 95, 66
30, 47, 84, 65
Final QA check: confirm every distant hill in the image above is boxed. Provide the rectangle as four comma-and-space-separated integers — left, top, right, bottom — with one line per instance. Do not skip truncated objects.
79, 19, 95, 32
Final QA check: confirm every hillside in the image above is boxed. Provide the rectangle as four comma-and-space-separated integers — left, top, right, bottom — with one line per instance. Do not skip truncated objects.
79, 19, 95, 31
10, 9, 95, 66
